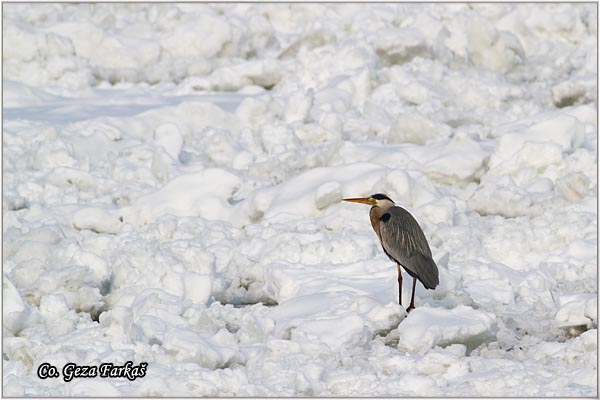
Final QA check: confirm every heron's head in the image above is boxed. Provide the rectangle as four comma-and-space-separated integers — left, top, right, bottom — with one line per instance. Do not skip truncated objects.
343, 193, 395, 208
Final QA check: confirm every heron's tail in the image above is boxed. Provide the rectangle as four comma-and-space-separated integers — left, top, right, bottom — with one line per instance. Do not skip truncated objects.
411, 253, 439, 290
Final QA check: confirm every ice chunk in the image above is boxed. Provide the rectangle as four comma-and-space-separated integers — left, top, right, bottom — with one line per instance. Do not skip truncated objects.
3, 226, 61, 264
127, 288, 188, 345
39, 293, 69, 319
291, 314, 370, 350
489, 113, 586, 172
68, 380, 123, 396
159, 14, 232, 59
467, 174, 533, 217
278, 29, 336, 59
163, 327, 239, 368
3, 276, 32, 336
464, 278, 515, 306
123, 168, 241, 225
565, 239, 596, 261
397, 305, 496, 354
466, 17, 525, 73
334, 138, 489, 185
392, 113, 452, 145
241, 163, 386, 221
555, 293, 597, 329
268, 292, 403, 350
314, 181, 343, 210
372, 27, 429, 65
556, 172, 590, 202
552, 79, 596, 108
154, 123, 184, 161
182, 272, 213, 305
99, 305, 143, 343
72, 207, 123, 234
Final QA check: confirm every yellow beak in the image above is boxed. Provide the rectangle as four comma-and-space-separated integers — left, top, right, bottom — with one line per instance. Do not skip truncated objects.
343, 197, 376, 206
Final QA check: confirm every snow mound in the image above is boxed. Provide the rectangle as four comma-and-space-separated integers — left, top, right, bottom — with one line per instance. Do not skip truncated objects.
268, 292, 403, 351
241, 163, 386, 222
489, 112, 585, 174
163, 328, 239, 369
122, 168, 242, 225
555, 293, 597, 329
3, 276, 33, 336
72, 207, 123, 234
333, 138, 489, 186
397, 306, 497, 354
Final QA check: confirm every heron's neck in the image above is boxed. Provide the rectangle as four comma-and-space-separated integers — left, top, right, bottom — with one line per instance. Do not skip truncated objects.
369, 206, 391, 240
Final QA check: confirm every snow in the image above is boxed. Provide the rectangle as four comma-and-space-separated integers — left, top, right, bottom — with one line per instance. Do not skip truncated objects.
2, 3, 597, 397
122, 168, 243, 225
3, 276, 34, 336
555, 293, 597, 329
396, 305, 497, 354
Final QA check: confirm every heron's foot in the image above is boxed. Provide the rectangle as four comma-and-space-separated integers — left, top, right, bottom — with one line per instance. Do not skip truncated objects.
406, 305, 415, 313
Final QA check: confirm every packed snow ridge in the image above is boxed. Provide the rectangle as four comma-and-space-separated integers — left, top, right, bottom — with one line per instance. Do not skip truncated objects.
3, 3, 597, 397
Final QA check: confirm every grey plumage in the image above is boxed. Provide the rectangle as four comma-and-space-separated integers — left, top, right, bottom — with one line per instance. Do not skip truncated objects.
377, 206, 439, 289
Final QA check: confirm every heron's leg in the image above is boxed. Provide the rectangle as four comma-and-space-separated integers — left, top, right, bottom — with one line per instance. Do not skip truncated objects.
407, 277, 417, 313
396, 264, 403, 306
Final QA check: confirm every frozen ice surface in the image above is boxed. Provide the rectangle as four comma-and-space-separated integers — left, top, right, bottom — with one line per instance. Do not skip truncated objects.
2, 3, 597, 397
396, 305, 497, 354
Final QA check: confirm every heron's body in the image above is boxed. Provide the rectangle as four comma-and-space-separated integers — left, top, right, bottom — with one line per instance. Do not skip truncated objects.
344, 193, 439, 311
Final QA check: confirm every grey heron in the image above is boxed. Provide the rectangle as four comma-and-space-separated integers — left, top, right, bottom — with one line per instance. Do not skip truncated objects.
343, 193, 439, 312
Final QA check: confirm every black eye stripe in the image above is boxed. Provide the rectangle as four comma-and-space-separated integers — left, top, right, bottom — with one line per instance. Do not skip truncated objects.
372, 193, 393, 202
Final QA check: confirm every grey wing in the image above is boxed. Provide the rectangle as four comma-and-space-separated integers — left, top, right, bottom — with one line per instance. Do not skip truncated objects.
379, 207, 439, 289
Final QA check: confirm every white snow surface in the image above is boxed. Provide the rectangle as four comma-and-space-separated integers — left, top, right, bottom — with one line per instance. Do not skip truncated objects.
2, 3, 597, 397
